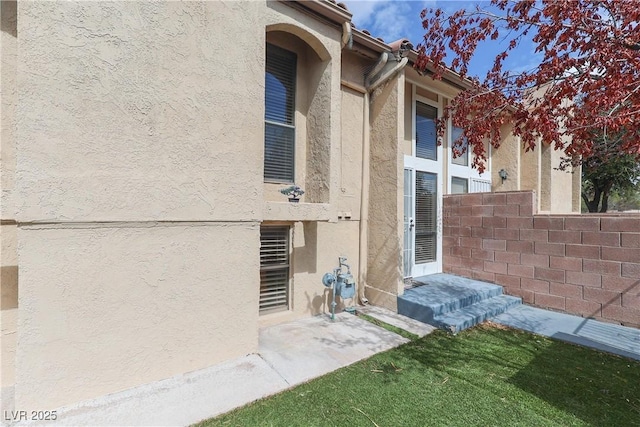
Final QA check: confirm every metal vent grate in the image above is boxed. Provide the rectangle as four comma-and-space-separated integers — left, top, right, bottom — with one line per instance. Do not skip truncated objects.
259, 226, 290, 313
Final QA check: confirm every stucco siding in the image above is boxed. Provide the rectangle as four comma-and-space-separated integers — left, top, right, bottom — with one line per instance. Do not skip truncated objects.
366, 77, 403, 310
339, 87, 364, 219
491, 123, 520, 192
293, 221, 360, 315
1, 0, 18, 410
16, 223, 259, 410
16, 1, 264, 223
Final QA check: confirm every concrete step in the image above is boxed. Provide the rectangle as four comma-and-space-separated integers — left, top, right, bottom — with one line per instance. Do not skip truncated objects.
433, 294, 522, 334
398, 274, 504, 324
397, 273, 522, 333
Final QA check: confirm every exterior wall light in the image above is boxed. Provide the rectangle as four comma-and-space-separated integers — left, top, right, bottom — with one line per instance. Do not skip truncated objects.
499, 169, 508, 182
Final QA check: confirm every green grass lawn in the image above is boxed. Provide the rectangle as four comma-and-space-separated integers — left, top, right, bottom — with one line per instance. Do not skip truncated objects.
197, 324, 640, 427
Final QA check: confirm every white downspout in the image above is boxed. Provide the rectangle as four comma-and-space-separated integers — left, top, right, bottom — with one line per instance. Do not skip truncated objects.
358, 91, 370, 304
367, 57, 408, 93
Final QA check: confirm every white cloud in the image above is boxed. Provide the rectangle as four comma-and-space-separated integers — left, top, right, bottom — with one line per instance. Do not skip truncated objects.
344, 0, 426, 44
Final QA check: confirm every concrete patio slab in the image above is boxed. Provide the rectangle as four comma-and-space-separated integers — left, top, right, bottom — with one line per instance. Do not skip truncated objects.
492, 305, 640, 361
11, 354, 288, 427
259, 312, 409, 385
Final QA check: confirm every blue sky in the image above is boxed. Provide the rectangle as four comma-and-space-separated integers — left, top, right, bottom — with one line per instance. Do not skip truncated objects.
343, 0, 540, 78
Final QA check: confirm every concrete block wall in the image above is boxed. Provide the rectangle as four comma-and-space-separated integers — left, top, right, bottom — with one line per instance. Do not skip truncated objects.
443, 191, 640, 328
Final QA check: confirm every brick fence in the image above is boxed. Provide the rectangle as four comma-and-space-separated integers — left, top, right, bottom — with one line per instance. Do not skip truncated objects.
443, 191, 640, 328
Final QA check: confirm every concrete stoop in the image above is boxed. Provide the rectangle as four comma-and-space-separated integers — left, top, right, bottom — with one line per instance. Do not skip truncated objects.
398, 273, 522, 333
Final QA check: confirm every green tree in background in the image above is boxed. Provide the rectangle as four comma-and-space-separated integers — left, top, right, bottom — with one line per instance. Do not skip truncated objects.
580, 132, 640, 213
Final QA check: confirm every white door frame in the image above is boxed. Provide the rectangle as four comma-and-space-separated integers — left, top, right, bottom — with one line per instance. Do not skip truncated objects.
447, 119, 492, 193
403, 89, 443, 278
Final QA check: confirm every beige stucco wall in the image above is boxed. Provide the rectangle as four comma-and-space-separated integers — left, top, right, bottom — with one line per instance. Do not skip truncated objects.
1, 0, 18, 410
12, 0, 357, 410
17, 1, 264, 223
1, 224, 18, 399
491, 123, 521, 192
546, 144, 575, 213
14, 0, 260, 410
520, 143, 541, 208
17, 223, 259, 410
517, 85, 580, 213
366, 73, 404, 310
339, 86, 364, 219
260, 219, 361, 327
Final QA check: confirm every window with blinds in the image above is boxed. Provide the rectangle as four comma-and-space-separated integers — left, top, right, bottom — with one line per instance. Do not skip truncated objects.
416, 101, 438, 160
265, 43, 296, 183
415, 171, 437, 263
259, 226, 290, 313
451, 126, 468, 166
451, 176, 468, 194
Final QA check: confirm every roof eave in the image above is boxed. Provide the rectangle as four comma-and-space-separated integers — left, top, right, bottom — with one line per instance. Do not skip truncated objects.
285, 0, 352, 26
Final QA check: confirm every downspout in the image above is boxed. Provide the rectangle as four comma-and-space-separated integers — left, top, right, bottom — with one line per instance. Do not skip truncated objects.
364, 52, 389, 87
358, 91, 371, 304
357, 51, 408, 305
341, 21, 352, 49
367, 57, 408, 93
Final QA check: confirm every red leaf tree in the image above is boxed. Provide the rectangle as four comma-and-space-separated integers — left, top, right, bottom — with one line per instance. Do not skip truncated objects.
415, 0, 640, 173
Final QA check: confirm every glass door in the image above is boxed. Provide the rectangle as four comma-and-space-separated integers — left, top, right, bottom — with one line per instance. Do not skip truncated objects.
403, 93, 443, 278
403, 168, 414, 278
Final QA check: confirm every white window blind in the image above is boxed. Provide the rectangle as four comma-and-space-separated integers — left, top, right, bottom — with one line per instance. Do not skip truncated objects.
415, 171, 437, 263
416, 101, 438, 160
265, 43, 296, 183
259, 226, 290, 313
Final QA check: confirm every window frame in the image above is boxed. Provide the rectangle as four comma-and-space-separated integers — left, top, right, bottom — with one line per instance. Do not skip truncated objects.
447, 118, 491, 193
264, 43, 297, 184
259, 225, 291, 314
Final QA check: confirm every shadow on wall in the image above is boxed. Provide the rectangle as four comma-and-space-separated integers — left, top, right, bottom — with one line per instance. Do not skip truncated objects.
367, 226, 402, 294
1, 1, 17, 37
304, 288, 333, 316
1, 266, 18, 310
293, 221, 317, 274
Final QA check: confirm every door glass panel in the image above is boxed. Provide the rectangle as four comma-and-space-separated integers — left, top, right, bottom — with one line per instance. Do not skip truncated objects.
403, 169, 413, 277
416, 102, 438, 160
415, 171, 437, 263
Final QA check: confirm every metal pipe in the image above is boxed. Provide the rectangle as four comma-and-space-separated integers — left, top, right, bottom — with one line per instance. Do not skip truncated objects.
364, 52, 389, 87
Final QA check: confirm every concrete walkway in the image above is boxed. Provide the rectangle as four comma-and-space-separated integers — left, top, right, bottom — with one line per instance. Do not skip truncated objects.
12, 309, 417, 427
492, 304, 640, 361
